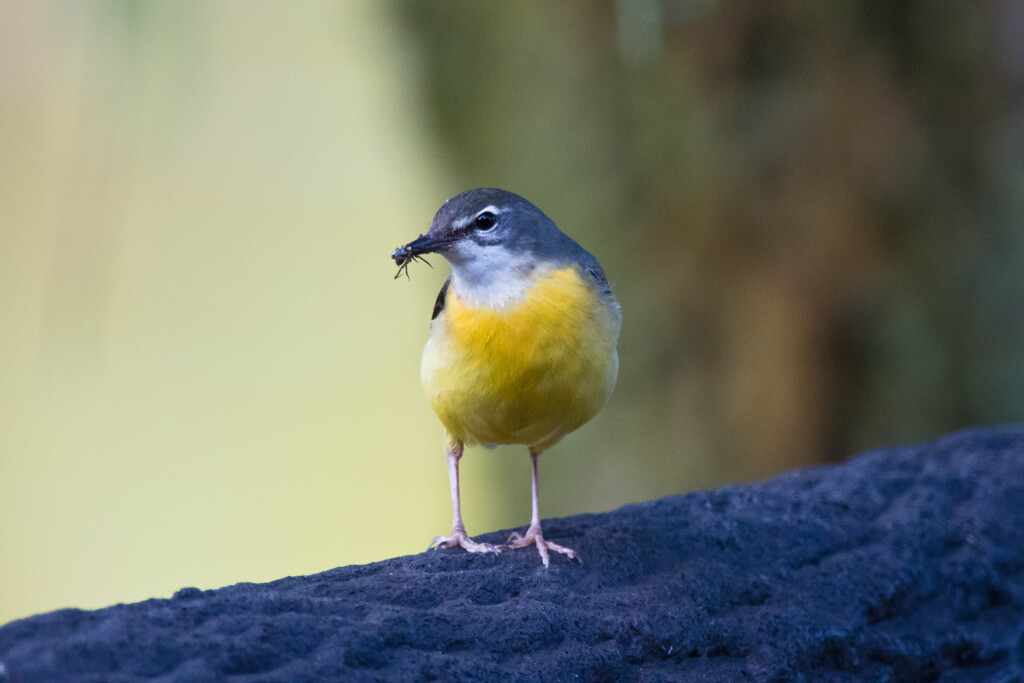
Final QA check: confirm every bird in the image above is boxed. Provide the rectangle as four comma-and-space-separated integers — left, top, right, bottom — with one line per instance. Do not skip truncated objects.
391, 188, 621, 567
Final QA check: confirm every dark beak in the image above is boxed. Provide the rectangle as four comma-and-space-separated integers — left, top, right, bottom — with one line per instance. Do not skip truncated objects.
391, 234, 453, 263
391, 233, 459, 279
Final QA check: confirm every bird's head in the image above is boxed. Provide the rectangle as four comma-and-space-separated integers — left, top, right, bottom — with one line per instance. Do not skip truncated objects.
391, 188, 557, 281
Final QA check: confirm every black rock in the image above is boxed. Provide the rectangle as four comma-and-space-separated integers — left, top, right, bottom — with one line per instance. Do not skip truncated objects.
2, 427, 1024, 681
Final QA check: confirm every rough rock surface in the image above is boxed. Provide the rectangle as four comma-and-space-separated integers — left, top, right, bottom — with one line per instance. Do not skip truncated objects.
2, 427, 1024, 681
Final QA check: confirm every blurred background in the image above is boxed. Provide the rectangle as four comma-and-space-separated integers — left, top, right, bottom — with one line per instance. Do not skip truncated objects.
2, 0, 1023, 624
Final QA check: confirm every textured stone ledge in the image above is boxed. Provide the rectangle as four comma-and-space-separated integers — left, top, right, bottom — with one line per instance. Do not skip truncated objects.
2, 427, 1024, 681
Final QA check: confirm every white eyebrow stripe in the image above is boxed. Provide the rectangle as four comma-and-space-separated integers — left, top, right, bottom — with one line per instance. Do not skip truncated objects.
454, 205, 506, 230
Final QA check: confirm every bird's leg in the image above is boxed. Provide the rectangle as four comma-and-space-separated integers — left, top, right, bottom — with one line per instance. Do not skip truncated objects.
506, 450, 578, 567
429, 436, 499, 554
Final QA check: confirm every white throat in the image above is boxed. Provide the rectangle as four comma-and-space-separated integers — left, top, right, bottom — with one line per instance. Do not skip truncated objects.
447, 244, 545, 309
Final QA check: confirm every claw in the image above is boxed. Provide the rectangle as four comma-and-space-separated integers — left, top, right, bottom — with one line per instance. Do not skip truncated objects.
504, 525, 578, 568
429, 530, 500, 555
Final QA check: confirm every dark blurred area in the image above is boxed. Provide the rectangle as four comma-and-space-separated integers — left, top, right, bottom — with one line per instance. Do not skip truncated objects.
399, 1, 1024, 485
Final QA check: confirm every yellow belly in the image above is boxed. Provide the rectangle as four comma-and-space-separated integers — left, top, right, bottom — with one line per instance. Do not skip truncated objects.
421, 266, 620, 451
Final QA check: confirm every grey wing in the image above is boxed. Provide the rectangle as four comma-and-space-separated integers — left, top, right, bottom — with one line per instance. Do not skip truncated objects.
544, 220, 613, 295
585, 263, 610, 293
577, 252, 612, 296
431, 276, 451, 321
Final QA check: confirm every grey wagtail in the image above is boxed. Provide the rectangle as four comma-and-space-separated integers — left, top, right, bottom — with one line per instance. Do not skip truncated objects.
392, 188, 621, 567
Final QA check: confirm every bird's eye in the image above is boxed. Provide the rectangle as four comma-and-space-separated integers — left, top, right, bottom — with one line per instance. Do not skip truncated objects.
474, 211, 497, 230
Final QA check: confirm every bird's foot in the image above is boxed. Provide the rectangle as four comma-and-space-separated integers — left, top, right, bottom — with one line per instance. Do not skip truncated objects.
505, 525, 579, 568
429, 527, 500, 555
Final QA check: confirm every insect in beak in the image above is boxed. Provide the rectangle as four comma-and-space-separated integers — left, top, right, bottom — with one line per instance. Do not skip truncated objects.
392, 249, 433, 280
391, 233, 454, 280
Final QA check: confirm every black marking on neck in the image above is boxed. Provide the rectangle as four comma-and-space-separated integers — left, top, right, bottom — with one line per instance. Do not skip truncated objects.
431, 276, 451, 321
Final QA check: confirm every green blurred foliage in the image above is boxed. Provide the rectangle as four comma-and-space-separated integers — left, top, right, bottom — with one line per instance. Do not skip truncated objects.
399, 0, 1024, 491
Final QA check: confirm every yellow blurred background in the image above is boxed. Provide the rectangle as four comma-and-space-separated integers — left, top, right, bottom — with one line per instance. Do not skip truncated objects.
2, 1, 1023, 624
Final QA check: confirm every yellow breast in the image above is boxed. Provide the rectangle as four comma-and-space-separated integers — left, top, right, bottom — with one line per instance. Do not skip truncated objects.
421, 266, 620, 451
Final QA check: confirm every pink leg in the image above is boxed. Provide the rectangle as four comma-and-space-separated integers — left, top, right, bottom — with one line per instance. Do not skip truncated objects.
429, 437, 499, 554
505, 450, 578, 567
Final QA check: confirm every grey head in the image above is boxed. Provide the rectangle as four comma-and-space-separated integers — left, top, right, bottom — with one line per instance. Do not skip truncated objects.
392, 188, 609, 307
